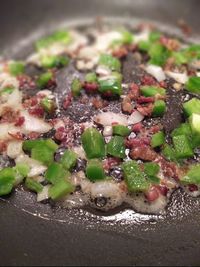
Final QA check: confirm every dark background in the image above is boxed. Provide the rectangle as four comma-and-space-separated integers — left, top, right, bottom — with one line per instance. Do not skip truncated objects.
1, 1, 200, 266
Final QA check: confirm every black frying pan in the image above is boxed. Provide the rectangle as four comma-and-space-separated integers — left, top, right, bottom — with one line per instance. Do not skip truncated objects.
1, 0, 200, 266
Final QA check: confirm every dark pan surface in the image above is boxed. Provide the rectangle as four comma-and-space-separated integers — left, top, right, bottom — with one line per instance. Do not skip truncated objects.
1, 1, 200, 266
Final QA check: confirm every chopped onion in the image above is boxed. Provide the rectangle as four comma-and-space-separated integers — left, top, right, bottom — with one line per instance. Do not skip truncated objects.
165, 71, 188, 84
0, 73, 19, 90
0, 123, 20, 140
94, 112, 128, 126
134, 29, 150, 43
145, 65, 166, 82
72, 146, 86, 159
103, 126, 113, 136
95, 31, 122, 51
127, 111, 144, 125
21, 110, 52, 134
7, 141, 23, 159
96, 65, 112, 76
37, 185, 50, 202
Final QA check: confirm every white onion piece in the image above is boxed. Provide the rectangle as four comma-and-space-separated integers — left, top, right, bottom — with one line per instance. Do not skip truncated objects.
165, 71, 188, 84
134, 29, 150, 43
62, 192, 89, 208
96, 65, 112, 76
15, 154, 47, 177
127, 110, 144, 125
95, 31, 122, 51
7, 141, 23, 159
72, 146, 86, 159
103, 126, 113, 136
37, 185, 50, 202
196, 72, 200, 77
0, 73, 19, 90
94, 112, 128, 126
145, 65, 166, 82
21, 111, 52, 134
0, 123, 20, 140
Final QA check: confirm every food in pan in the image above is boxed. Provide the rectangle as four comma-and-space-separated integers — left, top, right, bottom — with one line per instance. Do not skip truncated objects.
0, 22, 200, 214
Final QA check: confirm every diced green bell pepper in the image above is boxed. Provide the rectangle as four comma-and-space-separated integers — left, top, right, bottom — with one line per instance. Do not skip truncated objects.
98, 77, 122, 96
85, 72, 97, 83
151, 131, 165, 148
49, 179, 75, 200
185, 76, 200, 94
31, 145, 55, 165
107, 136, 126, 158
86, 159, 105, 181
71, 78, 82, 97
172, 135, 193, 159
99, 54, 121, 72
60, 149, 78, 170
23, 139, 58, 152
152, 100, 166, 117
162, 144, 177, 162
8, 61, 25, 76
81, 127, 105, 159
171, 123, 192, 137
112, 125, 131, 137
40, 55, 69, 69
140, 86, 166, 97
181, 164, 200, 184
0, 87, 14, 95
15, 163, 30, 178
122, 161, 150, 192
45, 162, 68, 184
148, 43, 170, 66
183, 98, 200, 117
0, 168, 15, 196
25, 178, 43, 193
41, 97, 55, 113
143, 162, 160, 176
37, 72, 53, 88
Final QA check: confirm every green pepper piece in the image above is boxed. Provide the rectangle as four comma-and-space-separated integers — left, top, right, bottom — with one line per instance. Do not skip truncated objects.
86, 159, 105, 181
183, 98, 200, 117
81, 127, 105, 159
121, 30, 133, 44
41, 55, 70, 69
151, 131, 165, 148
152, 100, 166, 117
49, 179, 75, 200
112, 125, 131, 137
36, 30, 71, 50
172, 135, 193, 159
147, 176, 160, 184
107, 136, 126, 159
162, 144, 177, 162
60, 149, 78, 170
181, 164, 200, 184
172, 51, 189, 65
15, 163, 30, 177
31, 145, 54, 165
122, 161, 150, 192
143, 162, 160, 176
40, 97, 55, 113
99, 54, 121, 72
149, 31, 161, 42
25, 178, 43, 193
98, 77, 122, 96
171, 123, 192, 137
148, 43, 170, 66
85, 72, 97, 83
189, 113, 200, 148
23, 139, 58, 152
0, 168, 15, 196
185, 76, 200, 94
45, 162, 69, 184
0, 87, 15, 95
138, 40, 151, 52
71, 78, 82, 97
8, 61, 25, 76
37, 72, 53, 88
140, 86, 166, 97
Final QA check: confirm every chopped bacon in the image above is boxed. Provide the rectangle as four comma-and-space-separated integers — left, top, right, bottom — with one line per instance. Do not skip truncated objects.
112, 47, 128, 58
188, 184, 198, 192
158, 157, 179, 180
126, 137, 150, 148
83, 82, 99, 93
103, 157, 121, 170
0, 141, 7, 152
148, 125, 162, 134
160, 36, 180, 51
0, 107, 20, 124
137, 96, 155, 104
130, 145, 157, 161
127, 44, 138, 52
145, 186, 160, 202
14, 116, 25, 127
156, 185, 168, 196
136, 103, 153, 116
128, 83, 140, 100
17, 74, 36, 90
159, 80, 167, 89
63, 93, 72, 110
92, 97, 108, 109
28, 106, 44, 117
141, 75, 157, 86
121, 96, 133, 114
132, 122, 143, 133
